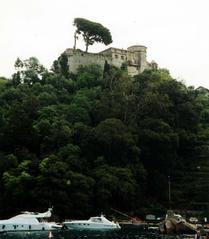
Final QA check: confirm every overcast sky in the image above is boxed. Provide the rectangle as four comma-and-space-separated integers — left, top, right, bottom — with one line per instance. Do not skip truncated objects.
0, 0, 209, 88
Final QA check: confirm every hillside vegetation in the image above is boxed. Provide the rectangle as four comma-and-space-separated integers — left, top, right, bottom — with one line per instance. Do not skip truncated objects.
0, 55, 209, 219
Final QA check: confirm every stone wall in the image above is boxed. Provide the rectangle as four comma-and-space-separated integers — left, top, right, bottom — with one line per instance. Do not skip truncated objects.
64, 45, 157, 76
101, 48, 127, 68
65, 48, 111, 73
127, 45, 148, 73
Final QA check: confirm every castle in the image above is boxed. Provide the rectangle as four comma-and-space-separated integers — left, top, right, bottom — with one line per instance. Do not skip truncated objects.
64, 45, 157, 76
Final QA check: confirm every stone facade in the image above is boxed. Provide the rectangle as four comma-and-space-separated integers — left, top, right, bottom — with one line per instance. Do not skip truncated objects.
64, 45, 157, 76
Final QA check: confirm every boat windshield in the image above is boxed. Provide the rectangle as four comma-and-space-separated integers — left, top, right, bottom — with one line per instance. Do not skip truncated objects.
37, 218, 48, 222
91, 217, 102, 223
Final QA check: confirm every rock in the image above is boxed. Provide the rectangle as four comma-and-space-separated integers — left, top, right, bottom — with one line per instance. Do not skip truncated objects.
159, 211, 197, 234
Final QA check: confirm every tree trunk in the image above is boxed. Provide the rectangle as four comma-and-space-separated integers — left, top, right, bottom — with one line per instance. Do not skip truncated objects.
73, 32, 77, 50
84, 35, 90, 52
85, 42, 89, 52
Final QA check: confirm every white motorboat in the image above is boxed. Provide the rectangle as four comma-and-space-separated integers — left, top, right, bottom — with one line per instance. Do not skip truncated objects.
0, 208, 62, 232
63, 214, 120, 230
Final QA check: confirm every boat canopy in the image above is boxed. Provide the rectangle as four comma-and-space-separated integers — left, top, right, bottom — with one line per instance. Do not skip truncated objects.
0, 208, 52, 224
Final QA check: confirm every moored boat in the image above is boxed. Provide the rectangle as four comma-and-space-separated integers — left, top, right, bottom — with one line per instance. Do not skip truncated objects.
63, 214, 121, 230
0, 208, 62, 232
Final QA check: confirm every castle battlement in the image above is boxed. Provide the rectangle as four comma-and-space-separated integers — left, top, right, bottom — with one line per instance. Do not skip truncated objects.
64, 45, 157, 76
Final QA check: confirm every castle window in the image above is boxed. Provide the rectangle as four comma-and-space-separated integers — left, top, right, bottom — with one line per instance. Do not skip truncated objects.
121, 56, 124, 60
115, 54, 118, 58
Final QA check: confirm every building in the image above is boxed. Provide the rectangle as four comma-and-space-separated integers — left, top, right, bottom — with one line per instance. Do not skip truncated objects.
64, 45, 157, 76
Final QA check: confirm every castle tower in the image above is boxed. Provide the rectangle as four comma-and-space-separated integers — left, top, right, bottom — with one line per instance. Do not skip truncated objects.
127, 45, 148, 73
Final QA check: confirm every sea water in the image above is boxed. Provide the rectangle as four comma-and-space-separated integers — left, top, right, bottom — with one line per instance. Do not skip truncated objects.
0, 229, 195, 239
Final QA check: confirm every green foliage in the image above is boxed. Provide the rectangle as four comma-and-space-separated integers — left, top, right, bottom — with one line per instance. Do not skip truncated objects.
74, 18, 112, 52
0, 77, 8, 89
1, 57, 209, 218
76, 64, 103, 89
52, 53, 70, 78
12, 57, 47, 86
93, 118, 139, 165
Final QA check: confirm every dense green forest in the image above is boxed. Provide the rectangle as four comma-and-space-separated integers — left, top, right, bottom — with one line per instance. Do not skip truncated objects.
0, 55, 209, 220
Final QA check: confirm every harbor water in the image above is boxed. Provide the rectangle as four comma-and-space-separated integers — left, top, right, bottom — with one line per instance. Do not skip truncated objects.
0, 228, 195, 239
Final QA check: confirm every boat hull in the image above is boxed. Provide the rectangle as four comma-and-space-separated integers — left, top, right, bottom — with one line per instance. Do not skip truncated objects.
64, 222, 120, 230
0, 223, 61, 232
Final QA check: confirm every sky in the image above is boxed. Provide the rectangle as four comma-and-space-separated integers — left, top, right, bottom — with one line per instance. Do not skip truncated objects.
0, 0, 209, 88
